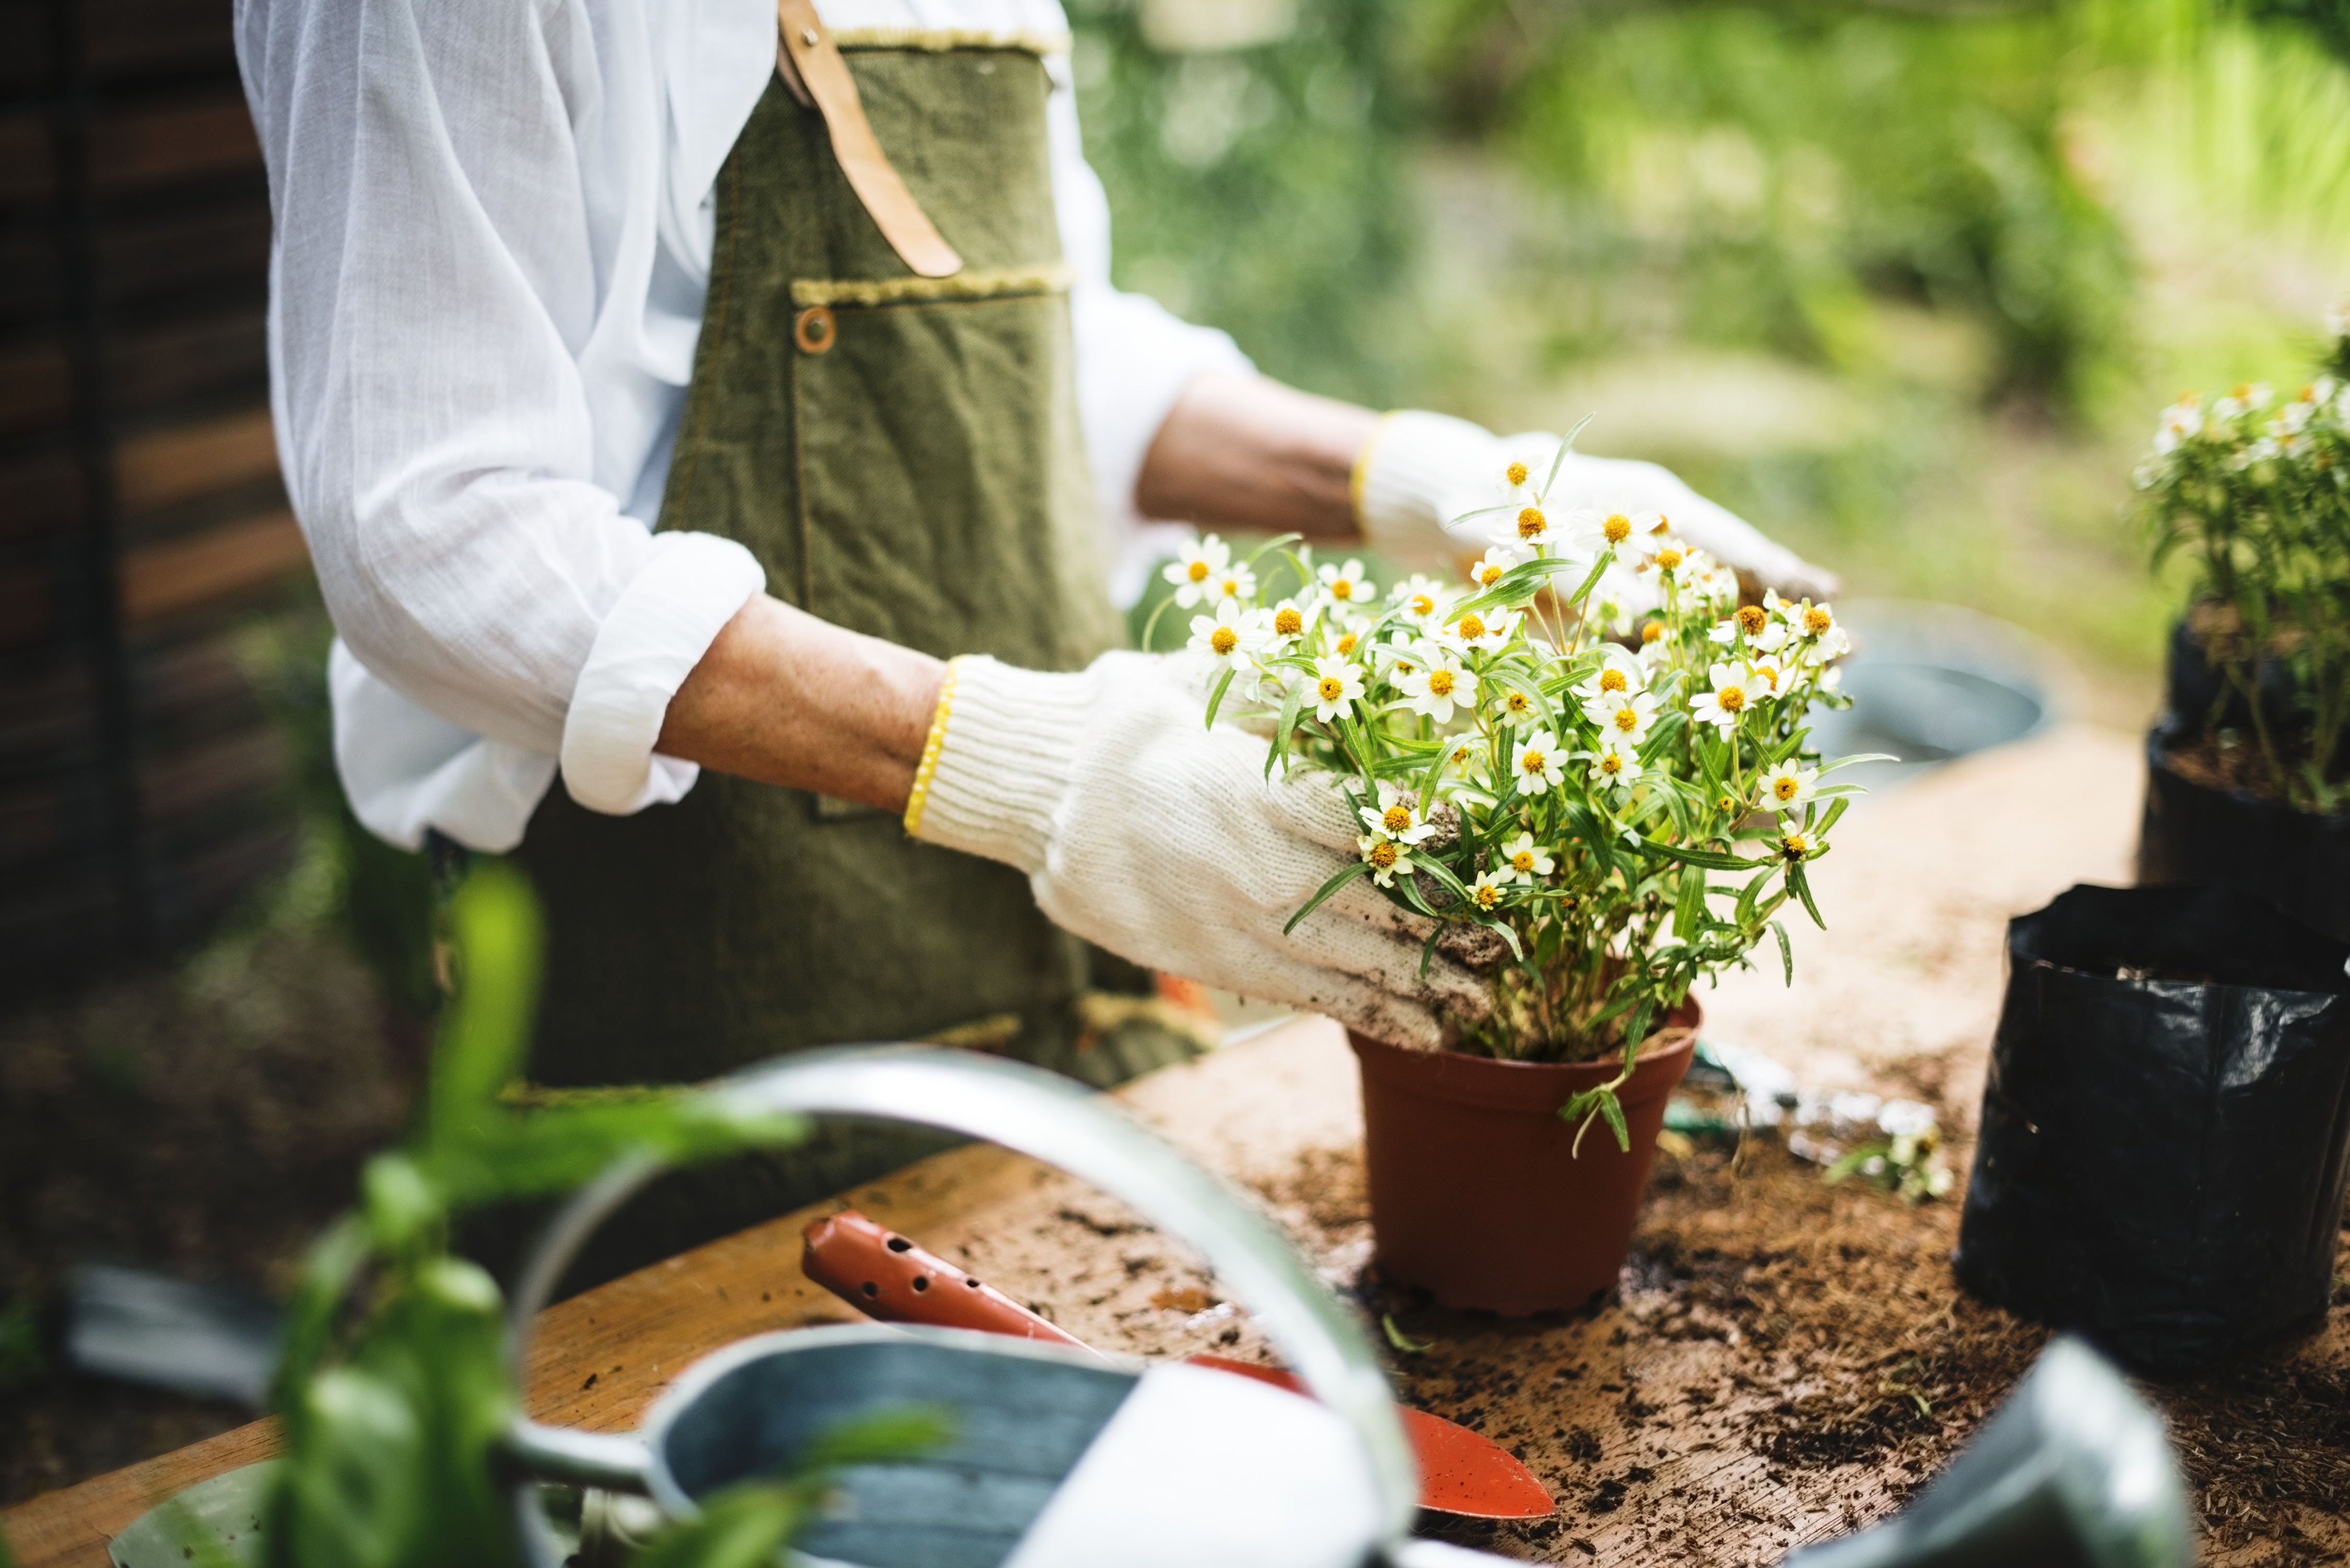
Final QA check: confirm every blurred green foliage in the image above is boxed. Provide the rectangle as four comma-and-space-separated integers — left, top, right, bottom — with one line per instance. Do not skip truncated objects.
1473, 2, 2135, 411
1066, 0, 1428, 405
258, 862, 841, 1568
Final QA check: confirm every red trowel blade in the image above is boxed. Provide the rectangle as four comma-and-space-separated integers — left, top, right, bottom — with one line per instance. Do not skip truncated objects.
802, 1211, 1555, 1521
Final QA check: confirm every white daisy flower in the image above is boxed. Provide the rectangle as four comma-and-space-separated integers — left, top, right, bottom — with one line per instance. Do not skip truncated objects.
1187, 598, 1269, 664
2152, 396, 2201, 454
1493, 684, 1541, 728
1464, 546, 1526, 591
1358, 780, 1437, 846
1389, 573, 1452, 627
1510, 730, 1567, 796
1317, 558, 1374, 612
1162, 535, 1231, 608
1744, 653, 1793, 700
1686, 551, 1740, 608
1570, 647, 1645, 705
1264, 598, 1311, 649
1308, 655, 1366, 723
1395, 646, 1477, 724
1571, 505, 1662, 555
1443, 606, 1518, 654
1357, 831, 1415, 889
2329, 298, 2350, 341
1761, 761, 1819, 815
1584, 688, 1660, 746
1499, 831, 1554, 884
1690, 663, 1757, 733
1589, 740, 1642, 792
1467, 869, 1509, 914
1206, 560, 1258, 604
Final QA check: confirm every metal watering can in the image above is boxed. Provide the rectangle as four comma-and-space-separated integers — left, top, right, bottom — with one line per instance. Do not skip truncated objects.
492, 1045, 2193, 1568
110, 1045, 2196, 1567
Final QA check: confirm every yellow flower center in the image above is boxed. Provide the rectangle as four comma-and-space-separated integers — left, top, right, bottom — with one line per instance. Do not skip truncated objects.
1640, 621, 1664, 644
1473, 883, 1501, 910
1218, 576, 1240, 595
1718, 686, 1746, 713
1336, 633, 1358, 654
2233, 382, 2253, 400
1394, 661, 1416, 676
1655, 546, 1683, 571
1736, 605, 1768, 635
1451, 746, 1474, 765
1477, 564, 1503, 585
1367, 840, 1400, 870
1411, 594, 1435, 616
1774, 775, 1800, 801
1274, 606, 1302, 636
1599, 668, 1627, 693
1187, 560, 1210, 582
1318, 676, 1346, 702
1781, 832, 1809, 861
1503, 691, 1529, 713
1427, 669, 1455, 696
1612, 706, 1639, 732
1506, 460, 1530, 486
1383, 804, 1414, 833
1210, 627, 1239, 655
1456, 613, 1487, 641
1520, 750, 1547, 774
1804, 607, 1832, 636
1511, 851, 1535, 872
1331, 579, 1355, 600
1603, 513, 1632, 544
1517, 507, 1547, 540
1599, 752, 1623, 774
1756, 665, 1781, 690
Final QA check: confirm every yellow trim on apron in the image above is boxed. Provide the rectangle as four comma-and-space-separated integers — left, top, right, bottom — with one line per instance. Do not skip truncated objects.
790, 263, 1073, 310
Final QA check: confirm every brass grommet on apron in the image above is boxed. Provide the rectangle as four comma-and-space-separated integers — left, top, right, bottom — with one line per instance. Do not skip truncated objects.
793, 304, 836, 354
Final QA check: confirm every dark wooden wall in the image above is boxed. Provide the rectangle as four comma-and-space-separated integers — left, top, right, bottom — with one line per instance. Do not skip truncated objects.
2, 0, 311, 994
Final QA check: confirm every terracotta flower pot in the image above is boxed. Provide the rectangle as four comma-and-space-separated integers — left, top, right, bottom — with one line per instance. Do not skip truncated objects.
1349, 1006, 1698, 1316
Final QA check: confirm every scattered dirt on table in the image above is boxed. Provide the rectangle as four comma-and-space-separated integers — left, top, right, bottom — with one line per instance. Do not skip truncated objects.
1225, 1127, 2350, 1566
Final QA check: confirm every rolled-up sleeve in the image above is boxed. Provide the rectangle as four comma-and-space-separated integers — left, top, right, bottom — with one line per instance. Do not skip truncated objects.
240, 0, 762, 831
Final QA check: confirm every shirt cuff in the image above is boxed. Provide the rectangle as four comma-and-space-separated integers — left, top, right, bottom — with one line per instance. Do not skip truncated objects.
558, 532, 766, 816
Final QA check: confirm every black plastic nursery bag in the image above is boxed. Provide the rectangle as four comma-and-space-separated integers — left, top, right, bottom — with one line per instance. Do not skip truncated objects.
1955, 883, 2350, 1373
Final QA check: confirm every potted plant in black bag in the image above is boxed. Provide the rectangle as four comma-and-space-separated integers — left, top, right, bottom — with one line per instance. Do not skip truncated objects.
2133, 306, 2350, 939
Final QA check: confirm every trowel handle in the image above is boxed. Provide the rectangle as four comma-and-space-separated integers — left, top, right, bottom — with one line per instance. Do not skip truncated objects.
802, 1210, 1096, 1354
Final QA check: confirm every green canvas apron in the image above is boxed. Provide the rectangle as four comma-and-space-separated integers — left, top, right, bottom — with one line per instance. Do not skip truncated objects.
500, 35, 1202, 1293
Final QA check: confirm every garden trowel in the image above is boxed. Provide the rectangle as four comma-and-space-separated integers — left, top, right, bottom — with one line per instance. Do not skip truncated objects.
801, 1209, 1556, 1521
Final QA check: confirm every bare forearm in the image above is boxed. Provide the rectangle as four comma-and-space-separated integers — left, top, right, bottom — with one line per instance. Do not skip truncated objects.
655, 594, 944, 813
1134, 370, 1378, 543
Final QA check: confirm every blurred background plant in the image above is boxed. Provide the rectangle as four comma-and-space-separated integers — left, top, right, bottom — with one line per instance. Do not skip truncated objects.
1085, 0, 2350, 713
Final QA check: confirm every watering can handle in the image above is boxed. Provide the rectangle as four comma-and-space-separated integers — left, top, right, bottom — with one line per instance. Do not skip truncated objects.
502, 1045, 1422, 1546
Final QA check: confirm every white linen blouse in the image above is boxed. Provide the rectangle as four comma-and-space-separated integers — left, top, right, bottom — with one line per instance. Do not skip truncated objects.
233, 0, 1245, 851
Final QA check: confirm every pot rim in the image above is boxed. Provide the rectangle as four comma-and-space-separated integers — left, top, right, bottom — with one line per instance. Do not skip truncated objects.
1349, 1027, 1697, 1115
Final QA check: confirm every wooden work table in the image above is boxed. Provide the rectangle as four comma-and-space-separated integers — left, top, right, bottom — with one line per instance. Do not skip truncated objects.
9, 725, 2345, 1567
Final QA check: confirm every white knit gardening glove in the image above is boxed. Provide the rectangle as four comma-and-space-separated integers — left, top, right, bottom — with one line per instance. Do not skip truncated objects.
904, 652, 1487, 1051
1355, 410, 1839, 599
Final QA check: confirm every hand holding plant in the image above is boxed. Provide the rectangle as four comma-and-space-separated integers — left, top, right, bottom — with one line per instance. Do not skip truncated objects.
1154, 425, 1877, 1149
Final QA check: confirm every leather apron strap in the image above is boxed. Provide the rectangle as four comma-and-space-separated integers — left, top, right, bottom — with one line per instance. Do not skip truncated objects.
774, 0, 962, 279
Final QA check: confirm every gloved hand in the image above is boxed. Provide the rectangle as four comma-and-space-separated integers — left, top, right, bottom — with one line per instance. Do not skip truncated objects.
904, 651, 1487, 1051
1354, 409, 1840, 600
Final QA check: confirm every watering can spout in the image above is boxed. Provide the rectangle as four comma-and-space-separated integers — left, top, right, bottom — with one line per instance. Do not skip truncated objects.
501, 1416, 653, 1494
1781, 1337, 2192, 1568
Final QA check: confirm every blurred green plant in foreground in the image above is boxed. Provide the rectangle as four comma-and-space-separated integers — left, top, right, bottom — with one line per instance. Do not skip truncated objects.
246, 863, 938, 1568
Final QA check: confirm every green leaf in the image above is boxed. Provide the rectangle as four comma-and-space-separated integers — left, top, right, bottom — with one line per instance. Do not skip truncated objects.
429, 862, 544, 1145
1734, 865, 1773, 929
1381, 1313, 1434, 1355
1137, 588, 1180, 654
1790, 861, 1827, 930
1267, 676, 1307, 780
1541, 412, 1596, 499
629, 1482, 813, 1568
1644, 840, 1757, 872
1596, 1090, 1631, 1152
1819, 752, 1899, 774
1284, 860, 1371, 935
807, 1404, 959, 1468
1243, 531, 1304, 568
1673, 865, 1705, 940
1203, 665, 1238, 729
1816, 796, 1851, 836
1771, 919, 1794, 986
